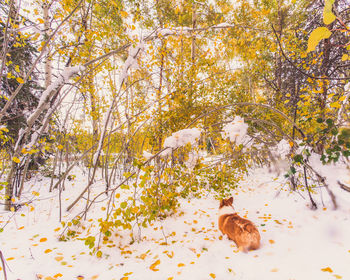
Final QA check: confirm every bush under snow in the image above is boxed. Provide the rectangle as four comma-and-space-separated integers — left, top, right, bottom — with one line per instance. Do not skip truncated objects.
163, 128, 202, 149
221, 116, 248, 145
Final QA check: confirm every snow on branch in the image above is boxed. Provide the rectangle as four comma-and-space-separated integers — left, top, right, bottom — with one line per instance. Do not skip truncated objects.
27, 66, 85, 126
211, 23, 235, 29
12, 66, 85, 156
119, 40, 144, 86
221, 116, 248, 145
160, 128, 202, 157
275, 139, 291, 160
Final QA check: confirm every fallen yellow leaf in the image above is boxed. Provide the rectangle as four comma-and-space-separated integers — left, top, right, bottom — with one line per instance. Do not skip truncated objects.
40, 237, 47, 242
149, 259, 161, 271
210, 273, 216, 279
321, 267, 333, 273
166, 251, 174, 258
55, 256, 64, 262
177, 263, 185, 267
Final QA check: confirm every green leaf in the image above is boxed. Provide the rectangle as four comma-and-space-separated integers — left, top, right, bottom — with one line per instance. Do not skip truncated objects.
307, 27, 332, 53
342, 150, 350, 157
293, 154, 303, 163
323, 0, 336, 25
326, 118, 334, 127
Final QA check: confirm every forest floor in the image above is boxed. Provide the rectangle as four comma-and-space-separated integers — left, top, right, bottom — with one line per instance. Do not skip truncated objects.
1, 161, 350, 280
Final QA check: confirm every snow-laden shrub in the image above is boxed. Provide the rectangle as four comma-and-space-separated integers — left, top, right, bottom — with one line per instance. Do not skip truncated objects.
221, 116, 248, 145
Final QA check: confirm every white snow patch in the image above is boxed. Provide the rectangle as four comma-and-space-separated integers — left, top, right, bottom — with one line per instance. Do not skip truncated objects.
119, 40, 144, 85
163, 128, 202, 149
221, 116, 248, 145
143, 150, 154, 160
1, 165, 350, 280
27, 66, 85, 125
276, 139, 291, 159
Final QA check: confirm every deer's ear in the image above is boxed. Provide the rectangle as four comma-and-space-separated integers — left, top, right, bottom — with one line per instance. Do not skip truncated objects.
219, 199, 225, 208
228, 197, 233, 205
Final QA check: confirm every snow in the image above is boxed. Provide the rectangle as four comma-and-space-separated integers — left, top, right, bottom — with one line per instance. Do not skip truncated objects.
275, 139, 291, 159
119, 40, 144, 85
184, 151, 200, 170
36, 66, 85, 111
1, 163, 350, 280
157, 28, 177, 37
160, 127, 202, 157
142, 151, 154, 160
221, 116, 248, 145
27, 66, 85, 126
213, 23, 234, 28
163, 128, 202, 149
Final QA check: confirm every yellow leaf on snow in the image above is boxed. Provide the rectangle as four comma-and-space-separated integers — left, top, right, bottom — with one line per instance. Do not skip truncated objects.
149, 259, 161, 271
55, 256, 63, 262
177, 263, 185, 267
334, 275, 342, 279
210, 273, 216, 278
321, 267, 333, 273
44, 249, 52, 253
165, 251, 174, 258
40, 237, 47, 242
54, 273, 63, 278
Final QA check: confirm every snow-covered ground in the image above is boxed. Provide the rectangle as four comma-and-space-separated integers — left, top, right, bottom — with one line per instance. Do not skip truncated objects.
1, 165, 350, 280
